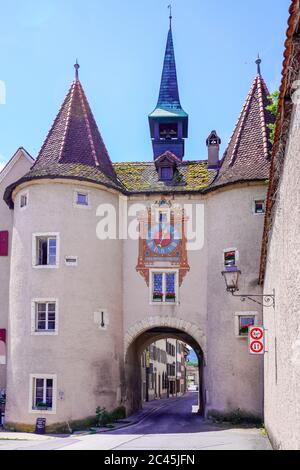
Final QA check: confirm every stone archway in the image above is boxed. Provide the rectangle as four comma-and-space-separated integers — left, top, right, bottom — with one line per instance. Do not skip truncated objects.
124, 316, 207, 416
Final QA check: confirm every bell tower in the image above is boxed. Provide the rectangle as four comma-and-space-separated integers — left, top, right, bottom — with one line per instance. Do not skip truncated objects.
148, 10, 188, 160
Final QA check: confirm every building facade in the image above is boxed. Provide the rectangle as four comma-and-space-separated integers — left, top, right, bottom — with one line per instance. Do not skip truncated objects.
141, 339, 187, 402
0, 18, 274, 431
259, 0, 300, 450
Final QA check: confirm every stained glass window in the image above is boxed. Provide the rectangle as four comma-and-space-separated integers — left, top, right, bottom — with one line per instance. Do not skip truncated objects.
152, 272, 176, 303
153, 273, 163, 292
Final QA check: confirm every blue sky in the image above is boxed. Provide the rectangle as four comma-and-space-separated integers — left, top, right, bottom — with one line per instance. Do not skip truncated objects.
0, 0, 290, 169
187, 349, 198, 364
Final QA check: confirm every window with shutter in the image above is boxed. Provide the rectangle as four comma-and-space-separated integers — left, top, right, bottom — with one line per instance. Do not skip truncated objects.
0, 231, 8, 257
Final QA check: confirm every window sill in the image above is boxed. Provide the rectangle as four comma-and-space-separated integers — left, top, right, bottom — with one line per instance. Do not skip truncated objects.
32, 331, 58, 336
32, 264, 59, 269
73, 203, 91, 210
30, 408, 56, 415
150, 301, 179, 306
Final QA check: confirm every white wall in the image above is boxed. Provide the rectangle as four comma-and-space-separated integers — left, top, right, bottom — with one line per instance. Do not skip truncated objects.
206, 185, 266, 416
5, 181, 123, 426
123, 185, 267, 417
263, 98, 300, 450
0, 150, 33, 388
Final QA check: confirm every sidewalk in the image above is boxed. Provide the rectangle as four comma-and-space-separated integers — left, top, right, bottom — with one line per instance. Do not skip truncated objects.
0, 396, 182, 441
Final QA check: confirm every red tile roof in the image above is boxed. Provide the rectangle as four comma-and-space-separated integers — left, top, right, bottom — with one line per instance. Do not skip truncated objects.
4, 65, 275, 207
33, 77, 117, 183
211, 72, 274, 189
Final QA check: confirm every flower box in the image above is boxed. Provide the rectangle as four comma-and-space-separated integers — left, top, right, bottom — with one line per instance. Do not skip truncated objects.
165, 293, 176, 302
153, 293, 163, 302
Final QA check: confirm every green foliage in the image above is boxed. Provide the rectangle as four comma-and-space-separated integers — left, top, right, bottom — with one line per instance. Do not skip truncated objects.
36, 402, 48, 409
187, 361, 198, 367
96, 405, 126, 427
96, 406, 111, 426
110, 406, 126, 421
266, 91, 280, 145
207, 408, 262, 426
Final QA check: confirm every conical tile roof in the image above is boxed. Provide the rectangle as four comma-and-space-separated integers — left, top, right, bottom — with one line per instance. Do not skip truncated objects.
212, 70, 275, 188
32, 75, 117, 182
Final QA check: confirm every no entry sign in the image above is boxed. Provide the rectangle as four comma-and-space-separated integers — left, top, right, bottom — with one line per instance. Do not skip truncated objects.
249, 326, 264, 355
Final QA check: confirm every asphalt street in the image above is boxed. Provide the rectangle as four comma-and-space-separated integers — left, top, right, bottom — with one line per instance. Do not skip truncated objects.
0, 393, 272, 450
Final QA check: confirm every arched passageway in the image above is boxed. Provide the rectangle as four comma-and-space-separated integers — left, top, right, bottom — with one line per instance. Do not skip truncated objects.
124, 322, 206, 416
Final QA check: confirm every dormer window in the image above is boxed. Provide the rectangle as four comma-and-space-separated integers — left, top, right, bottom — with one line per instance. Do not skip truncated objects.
159, 123, 178, 140
160, 167, 173, 181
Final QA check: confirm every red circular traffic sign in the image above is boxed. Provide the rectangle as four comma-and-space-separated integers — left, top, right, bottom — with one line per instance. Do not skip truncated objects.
250, 327, 263, 340
250, 341, 264, 353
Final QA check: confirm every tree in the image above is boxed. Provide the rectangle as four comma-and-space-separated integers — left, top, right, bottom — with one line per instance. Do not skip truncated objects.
266, 91, 279, 145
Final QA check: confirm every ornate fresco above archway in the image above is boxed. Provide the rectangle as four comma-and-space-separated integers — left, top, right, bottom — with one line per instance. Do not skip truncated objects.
136, 198, 190, 285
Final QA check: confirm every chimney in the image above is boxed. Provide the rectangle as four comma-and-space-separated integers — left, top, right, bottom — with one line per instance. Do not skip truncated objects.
206, 130, 221, 169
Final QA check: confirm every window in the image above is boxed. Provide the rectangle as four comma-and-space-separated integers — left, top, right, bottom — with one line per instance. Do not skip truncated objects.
77, 192, 88, 206
74, 190, 90, 208
254, 200, 265, 214
20, 193, 28, 209
224, 249, 238, 268
151, 271, 178, 303
0, 231, 8, 257
239, 316, 255, 336
234, 312, 257, 338
160, 167, 173, 181
33, 234, 59, 268
159, 123, 178, 139
30, 375, 56, 413
33, 301, 57, 333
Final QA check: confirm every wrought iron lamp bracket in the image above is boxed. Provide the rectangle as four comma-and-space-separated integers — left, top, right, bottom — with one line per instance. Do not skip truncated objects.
230, 289, 275, 308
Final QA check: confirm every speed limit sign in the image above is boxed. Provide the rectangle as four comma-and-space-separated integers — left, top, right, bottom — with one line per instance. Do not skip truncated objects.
249, 326, 264, 355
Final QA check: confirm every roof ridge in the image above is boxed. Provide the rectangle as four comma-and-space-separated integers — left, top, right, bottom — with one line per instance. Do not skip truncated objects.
228, 76, 258, 166
77, 80, 99, 167
256, 74, 270, 160
58, 80, 76, 163
32, 75, 117, 183
34, 81, 74, 168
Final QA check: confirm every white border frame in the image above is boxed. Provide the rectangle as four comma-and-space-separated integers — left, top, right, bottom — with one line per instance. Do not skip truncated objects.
29, 373, 57, 415
31, 298, 59, 336
234, 311, 258, 338
32, 232, 60, 269
149, 268, 179, 306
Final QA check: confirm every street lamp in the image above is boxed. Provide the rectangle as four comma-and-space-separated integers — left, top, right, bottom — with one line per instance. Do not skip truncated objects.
221, 268, 275, 308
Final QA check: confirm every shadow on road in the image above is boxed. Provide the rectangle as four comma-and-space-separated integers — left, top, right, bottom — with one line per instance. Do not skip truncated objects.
106, 393, 257, 436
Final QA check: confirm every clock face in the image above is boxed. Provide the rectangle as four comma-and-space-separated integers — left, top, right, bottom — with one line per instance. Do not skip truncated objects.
146, 223, 180, 255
